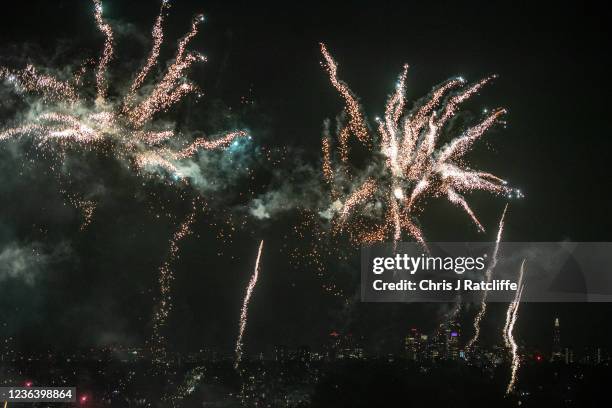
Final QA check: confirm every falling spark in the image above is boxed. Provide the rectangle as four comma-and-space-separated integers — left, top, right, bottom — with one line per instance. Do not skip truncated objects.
0, 0, 247, 182
151, 203, 198, 364
505, 259, 526, 395
74, 198, 96, 231
234, 240, 264, 369
465, 204, 507, 352
319, 44, 519, 246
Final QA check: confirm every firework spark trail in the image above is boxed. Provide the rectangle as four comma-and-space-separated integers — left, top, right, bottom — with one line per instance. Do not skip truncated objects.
126, 0, 170, 102
505, 259, 526, 394
152, 203, 198, 364
0, 0, 247, 183
465, 204, 508, 352
319, 44, 519, 246
93, 0, 114, 103
166, 366, 206, 407
503, 299, 514, 350
322, 130, 333, 186
503, 258, 526, 349
447, 189, 484, 232
128, 14, 206, 128
174, 130, 247, 159
320, 43, 369, 143
0, 65, 78, 103
337, 179, 376, 225
234, 240, 264, 370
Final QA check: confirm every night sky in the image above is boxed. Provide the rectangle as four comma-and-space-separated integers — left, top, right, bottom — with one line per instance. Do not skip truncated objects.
0, 0, 611, 357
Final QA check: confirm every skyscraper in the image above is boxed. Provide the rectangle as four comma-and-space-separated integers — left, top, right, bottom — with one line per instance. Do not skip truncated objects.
448, 327, 460, 361
274, 345, 288, 362
551, 317, 562, 362
404, 328, 420, 361
297, 345, 311, 365
564, 347, 574, 364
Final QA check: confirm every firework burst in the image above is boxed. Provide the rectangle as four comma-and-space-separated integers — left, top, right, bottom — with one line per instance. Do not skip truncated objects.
0, 0, 246, 182
319, 43, 520, 245
1, 0, 250, 364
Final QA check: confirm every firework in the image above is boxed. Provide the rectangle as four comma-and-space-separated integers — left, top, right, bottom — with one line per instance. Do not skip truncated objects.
465, 204, 507, 352
319, 43, 520, 245
0, 0, 247, 182
505, 259, 526, 394
503, 257, 526, 349
234, 240, 264, 369
1, 0, 251, 369
151, 202, 198, 364
168, 366, 206, 407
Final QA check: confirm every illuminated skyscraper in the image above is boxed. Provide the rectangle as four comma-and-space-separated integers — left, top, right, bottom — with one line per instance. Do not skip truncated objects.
297, 345, 311, 365
448, 327, 460, 361
274, 345, 288, 362
551, 317, 562, 361
564, 347, 574, 364
404, 328, 420, 361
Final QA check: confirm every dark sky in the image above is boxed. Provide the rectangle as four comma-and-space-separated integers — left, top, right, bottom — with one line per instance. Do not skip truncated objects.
0, 0, 611, 356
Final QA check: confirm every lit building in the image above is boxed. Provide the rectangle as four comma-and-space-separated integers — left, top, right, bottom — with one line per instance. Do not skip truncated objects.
274, 345, 288, 362
404, 328, 421, 361
564, 347, 574, 364
326, 331, 364, 360
448, 328, 460, 361
297, 345, 311, 364
551, 317, 562, 362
